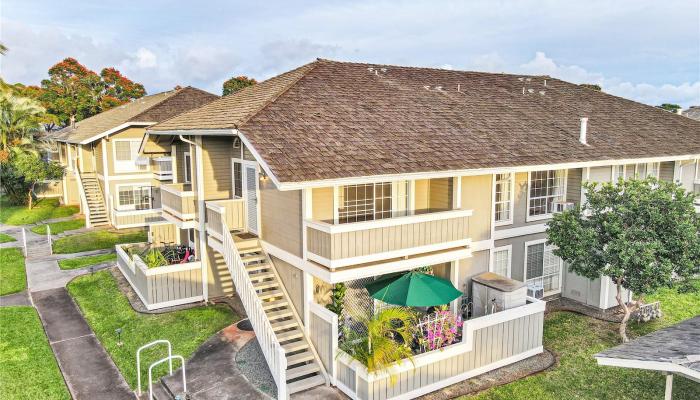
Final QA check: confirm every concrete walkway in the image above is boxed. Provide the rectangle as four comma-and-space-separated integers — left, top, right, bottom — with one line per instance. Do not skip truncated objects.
32, 288, 135, 399
0, 291, 31, 306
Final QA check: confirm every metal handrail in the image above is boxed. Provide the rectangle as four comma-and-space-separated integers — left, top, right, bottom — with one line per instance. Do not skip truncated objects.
148, 355, 185, 400
136, 339, 173, 396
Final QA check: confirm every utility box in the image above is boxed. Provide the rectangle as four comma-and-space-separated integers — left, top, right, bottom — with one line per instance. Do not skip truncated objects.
472, 272, 527, 318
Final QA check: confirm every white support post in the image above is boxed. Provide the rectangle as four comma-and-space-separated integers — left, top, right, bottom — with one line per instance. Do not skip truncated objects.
303, 271, 313, 335
46, 225, 52, 255
194, 137, 209, 302
452, 176, 462, 210
450, 260, 460, 314
409, 179, 416, 215
21, 228, 27, 257
664, 373, 674, 400
332, 185, 339, 225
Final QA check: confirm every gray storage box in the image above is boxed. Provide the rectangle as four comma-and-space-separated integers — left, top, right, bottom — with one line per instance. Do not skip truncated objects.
471, 272, 527, 317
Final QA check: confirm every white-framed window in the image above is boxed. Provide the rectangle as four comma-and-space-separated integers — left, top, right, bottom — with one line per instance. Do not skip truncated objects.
232, 160, 242, 198
183, 152, 192, 183
337, 182, 407, 223
527, 170, 566, 219
524, 240, 563, 297
493, 173, 514, 225
116, 183, 153, 211
113, 139, 147, 173
613, 163, 660, 181
490, 245, 512, 278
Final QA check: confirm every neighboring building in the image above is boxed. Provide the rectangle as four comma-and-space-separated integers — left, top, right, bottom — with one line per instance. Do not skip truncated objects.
49, 87, 218, 228
111, 59, 698, 398
683, 105, 700, 121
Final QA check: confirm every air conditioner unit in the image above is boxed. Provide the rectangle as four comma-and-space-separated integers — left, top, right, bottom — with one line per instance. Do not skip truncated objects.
552, 201, 575, 213
526, 282, 544, 299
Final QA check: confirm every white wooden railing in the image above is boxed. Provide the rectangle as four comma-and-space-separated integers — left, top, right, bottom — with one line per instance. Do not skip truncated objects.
75, 171, 91, 227
220, 219, 288, 399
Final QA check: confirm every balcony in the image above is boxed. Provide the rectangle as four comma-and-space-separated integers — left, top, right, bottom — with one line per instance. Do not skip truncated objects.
161, 183, 196, 228
304, 209, 472, 269
205, 198, 246, 242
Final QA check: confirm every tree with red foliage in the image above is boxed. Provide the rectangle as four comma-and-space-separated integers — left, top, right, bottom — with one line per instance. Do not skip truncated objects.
222, 75, 257, 96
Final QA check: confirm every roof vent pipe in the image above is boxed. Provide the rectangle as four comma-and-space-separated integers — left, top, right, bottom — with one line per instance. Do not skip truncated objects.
579, 117, 588, 145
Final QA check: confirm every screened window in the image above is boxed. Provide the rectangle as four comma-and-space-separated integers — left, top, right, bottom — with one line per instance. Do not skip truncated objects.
528, 170, 565, 217
115, 141, 133, 161
491, 247, 511, 277
494, 173, 513, 223
117, 185, 153, 210
113, 140, 146, 172
183, 153, 192, 183
338, 182, 394, 223
233, 162, 242, 198
526, 242, 562, 296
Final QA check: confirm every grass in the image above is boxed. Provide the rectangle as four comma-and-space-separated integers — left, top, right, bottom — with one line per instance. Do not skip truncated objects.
465, 280, 700, 400
0, 197, 79, 225
67, 270, 237, 390
0, 233, 16, 243
53, 229, 148, 254
0, 248, 26, 296
58, 253, 117, 270
31, 218, 85, 235
0, 307, 71, 399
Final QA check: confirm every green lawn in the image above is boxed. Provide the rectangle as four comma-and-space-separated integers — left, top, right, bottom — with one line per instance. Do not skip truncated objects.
0, 197, 79, 225
0, 233, 16, 243
58, 253, 117, 270
31, 218, 85, 235
465, 281, 700, 400
0, 307, 71, 400
67, 270, 237, 390
53, 229, 147, 254
0, 248, 26, 296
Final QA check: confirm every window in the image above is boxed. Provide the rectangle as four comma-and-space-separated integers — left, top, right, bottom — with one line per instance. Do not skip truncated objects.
525, 241, 562, 297
233, 161, 242, 198
117, 184, 153, 210
183, 152, 192, 183
113, 140, 147, 172
614, 163, 660, 181
494, 173, 513, 224
528, 170, 565, 218
490, 246, 511, 277
338, 182, 395, 223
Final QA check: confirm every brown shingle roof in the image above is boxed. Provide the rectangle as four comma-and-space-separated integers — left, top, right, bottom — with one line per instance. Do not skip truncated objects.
150, 59, 700, 184
54, 86, 218, 144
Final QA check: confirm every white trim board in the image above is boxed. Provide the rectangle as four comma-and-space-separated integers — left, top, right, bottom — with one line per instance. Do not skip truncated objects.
595, 357, 700, 383
493, 223, 548, 240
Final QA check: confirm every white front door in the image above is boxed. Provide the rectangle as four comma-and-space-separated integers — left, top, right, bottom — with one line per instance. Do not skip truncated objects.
243, 165, 259, 235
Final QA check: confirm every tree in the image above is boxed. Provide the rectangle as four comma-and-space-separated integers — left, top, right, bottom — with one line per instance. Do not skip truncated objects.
657, 103, 682, 113
0, 43, 7, 55
547, 177, 700, 342
39, 58, 146, 126
11, 152, 63, 209
222, 76, 257, 96
0, 87, 52, 153
580, 83, 602, 91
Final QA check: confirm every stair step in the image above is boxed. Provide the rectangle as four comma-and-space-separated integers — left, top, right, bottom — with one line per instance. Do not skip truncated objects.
245, 263, 270, 272
276, 329, 304, 342
286, 363, 321, 380
266, 309, 293, 320
283, 340, 309, 354
286, 351, 315, 367
261, 299, 288, 310
253, 281, 279, 291
241, 254, 266, 263
258, 289, 284, 300
239, 246, 262, 254
248, 271, 275, 281
271, 319, 298, 332
287, 375, 325, 395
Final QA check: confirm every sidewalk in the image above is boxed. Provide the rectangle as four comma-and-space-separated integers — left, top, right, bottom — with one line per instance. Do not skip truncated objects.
32, 288, 135, 399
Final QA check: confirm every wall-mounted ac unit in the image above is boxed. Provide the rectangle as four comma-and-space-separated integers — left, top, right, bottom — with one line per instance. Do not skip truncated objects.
527, 282, 544, 299
552, 201, 575, 213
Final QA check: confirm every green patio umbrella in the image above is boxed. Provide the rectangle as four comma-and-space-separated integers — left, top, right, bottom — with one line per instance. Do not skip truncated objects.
365, 271, 462, 307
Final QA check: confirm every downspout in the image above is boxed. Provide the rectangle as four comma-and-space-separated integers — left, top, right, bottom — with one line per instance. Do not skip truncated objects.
187, 135, 209, 302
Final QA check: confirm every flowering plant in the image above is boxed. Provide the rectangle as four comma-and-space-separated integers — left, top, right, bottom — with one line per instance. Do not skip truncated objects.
417, 308, 463, 352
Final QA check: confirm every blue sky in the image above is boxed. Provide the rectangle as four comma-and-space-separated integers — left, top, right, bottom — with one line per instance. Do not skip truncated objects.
2, 0, 699, 106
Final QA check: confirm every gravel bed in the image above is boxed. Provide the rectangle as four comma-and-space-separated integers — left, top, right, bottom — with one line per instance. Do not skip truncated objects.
236, 338, 277, 399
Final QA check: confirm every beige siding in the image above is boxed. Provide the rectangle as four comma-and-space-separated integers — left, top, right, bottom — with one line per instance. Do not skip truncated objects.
206, 244, 234, 298
307, 215, 470, 262
589, 166, 612, 183
174, 141, 191, 184
659, 161, 675, 182
428, 178, 453, 210
80, 144, 95, 172
65, 173, 80, 205
312, 187, 334, 221
260, 180, 303, 256
242, 143, 256, 161
457, 250, 489, 296
309, 312, 334, 374
148, 223, 179, 246
414, 179, 430, 210
566, 168, 583, 206
35, 180, 63, 198
113, 211, 163, 228
201, 136, 233, 200
460, 175, 492, 241
271, 256, 304, 316
95, 140, 104, 175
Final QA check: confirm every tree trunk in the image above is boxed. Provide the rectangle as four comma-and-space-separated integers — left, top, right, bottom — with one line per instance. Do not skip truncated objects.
615, 278, 630, 343
27, 183, 35, 210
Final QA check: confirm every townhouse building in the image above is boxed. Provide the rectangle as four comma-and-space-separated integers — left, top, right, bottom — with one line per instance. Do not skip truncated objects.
110, 60, 698, 399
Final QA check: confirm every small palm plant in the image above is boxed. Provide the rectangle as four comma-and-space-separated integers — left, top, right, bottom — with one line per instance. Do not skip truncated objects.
340, 307, 416, 374
143, 249, 168, 269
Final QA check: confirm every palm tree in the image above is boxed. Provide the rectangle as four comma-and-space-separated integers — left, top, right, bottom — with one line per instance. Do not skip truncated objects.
0, 43, 7, 55
0, 88, 46, 152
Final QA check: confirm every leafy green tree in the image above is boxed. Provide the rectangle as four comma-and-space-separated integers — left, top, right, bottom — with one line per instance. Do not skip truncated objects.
222, 76, 257, 96
580, 83, 602, 91
0, 43, 7, 55
325, 282, 347, 316
547, 178, 700, 342
0, 87, 55, 154
657, 103, 681, 113
10, 152, 63, 209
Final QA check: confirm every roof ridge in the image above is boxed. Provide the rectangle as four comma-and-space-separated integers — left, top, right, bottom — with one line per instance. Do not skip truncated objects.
236, 60, 321, 129
131, 86, 216, 122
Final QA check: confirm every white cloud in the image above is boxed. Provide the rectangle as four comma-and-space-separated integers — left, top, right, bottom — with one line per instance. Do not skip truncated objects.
133, 48, 157, 68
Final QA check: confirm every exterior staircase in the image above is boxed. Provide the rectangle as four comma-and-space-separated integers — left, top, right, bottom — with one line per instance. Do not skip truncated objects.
79, 172, 110, 227
212, 223, 328, 398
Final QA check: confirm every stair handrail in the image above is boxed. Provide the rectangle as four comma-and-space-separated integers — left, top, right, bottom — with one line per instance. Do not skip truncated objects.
148, 354, 185, 400
261, 247, 330, 386
220, 220, 288, 399
136, 339, 173, 396
75, 171, 91, 227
